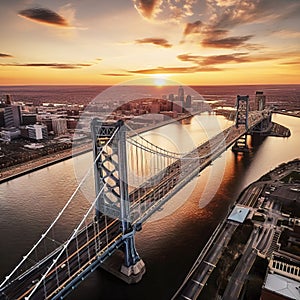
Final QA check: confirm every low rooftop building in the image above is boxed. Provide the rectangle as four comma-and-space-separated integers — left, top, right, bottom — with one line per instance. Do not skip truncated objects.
261, 273, 300, 300
228, 205, 250, 223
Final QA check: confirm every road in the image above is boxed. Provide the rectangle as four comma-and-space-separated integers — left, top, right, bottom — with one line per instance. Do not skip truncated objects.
173, 223, 238, 300
221, 230, 258, 299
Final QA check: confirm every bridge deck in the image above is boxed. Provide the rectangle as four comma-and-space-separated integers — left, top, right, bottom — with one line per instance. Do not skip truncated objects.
128, 110, 267, 224
0, 217, 121, 300
0, 110, 269, 300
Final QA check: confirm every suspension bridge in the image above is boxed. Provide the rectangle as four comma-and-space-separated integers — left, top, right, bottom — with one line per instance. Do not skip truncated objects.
0, 95, 272, 299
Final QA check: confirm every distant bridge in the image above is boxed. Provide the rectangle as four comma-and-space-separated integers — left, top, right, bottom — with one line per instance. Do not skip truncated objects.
0, 95, 272, 299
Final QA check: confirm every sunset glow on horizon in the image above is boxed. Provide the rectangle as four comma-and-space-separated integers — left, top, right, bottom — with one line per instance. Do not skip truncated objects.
0, 1, 299, 85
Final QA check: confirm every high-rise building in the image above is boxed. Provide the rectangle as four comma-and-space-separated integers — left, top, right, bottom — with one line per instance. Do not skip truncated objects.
178, 86, 184, 102
185, 95, 192, 108
5, 94, 13, 105
21, 124, 48, 140
255, 91, 266, 111
0, 108, 4, 127
52, 118, 67, 136
4, 105, 22, 128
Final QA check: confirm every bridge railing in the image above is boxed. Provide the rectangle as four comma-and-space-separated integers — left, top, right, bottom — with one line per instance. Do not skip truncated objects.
0, 129, 120, 299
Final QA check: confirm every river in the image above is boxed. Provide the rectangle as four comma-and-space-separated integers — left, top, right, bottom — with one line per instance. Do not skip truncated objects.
0, 113, 299, 300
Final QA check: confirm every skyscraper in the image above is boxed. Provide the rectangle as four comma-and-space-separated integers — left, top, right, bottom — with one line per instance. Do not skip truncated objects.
185, 95, 192, 108
178, 86, 184, 102
4, 105, 22, 128
5, 94, 12, 105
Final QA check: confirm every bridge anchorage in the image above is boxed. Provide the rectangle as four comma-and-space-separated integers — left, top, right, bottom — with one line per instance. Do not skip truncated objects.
91, 119, 145, 283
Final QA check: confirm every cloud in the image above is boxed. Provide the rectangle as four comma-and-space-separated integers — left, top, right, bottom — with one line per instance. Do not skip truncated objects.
135, 38, 172, 48
133, 0, 162, 19
177, 52, 250, 65
214, 0, 237, 7
0, 53, 13, 58
177, 53, 202, 63
208, 0, 300, 29
177, 52, 284, 67
181, 0, 300, 50
201, 53, 250, 65
272, 30, 300, 38
280, 61, 300, 65
202, 35, 254, 48
182, 18, 260, 49
177, 53, 247, 66
210, 1, 260, 29
102, 73, 132, 76
0, 62, 92, 69
183, 20, 203, 36
18, 7, 69, 27
133, 0, 197, 22
129, 65, 222, 74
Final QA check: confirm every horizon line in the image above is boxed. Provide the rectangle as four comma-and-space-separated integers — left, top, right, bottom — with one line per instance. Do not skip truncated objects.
0, 83, 300, 87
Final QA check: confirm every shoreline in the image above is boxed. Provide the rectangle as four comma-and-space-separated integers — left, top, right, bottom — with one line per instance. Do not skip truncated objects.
275, 111, 300, 118
0, 112, 198, 184
0, 111, 292, 184
174, 157, 300, 299
0, 145, 91, 184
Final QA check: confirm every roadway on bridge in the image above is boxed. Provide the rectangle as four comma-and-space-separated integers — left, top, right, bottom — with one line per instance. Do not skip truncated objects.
0, 110, 268, 299
0, 217, 121, 300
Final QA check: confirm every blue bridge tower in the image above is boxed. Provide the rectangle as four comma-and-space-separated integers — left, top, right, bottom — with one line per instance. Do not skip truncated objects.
91, 118, 145, 283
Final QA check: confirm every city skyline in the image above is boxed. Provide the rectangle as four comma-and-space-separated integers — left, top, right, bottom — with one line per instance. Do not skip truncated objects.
0, 0, 299, 85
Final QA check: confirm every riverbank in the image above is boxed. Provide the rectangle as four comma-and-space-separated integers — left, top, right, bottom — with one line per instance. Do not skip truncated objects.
174, 158, 300, 300
0, 112, 202, 184
127, 110, 199, 136
0, 144, 91, 184
276, 111, 300, 118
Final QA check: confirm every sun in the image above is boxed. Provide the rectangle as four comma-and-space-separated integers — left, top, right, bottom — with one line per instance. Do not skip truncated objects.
152, 74, 168, 87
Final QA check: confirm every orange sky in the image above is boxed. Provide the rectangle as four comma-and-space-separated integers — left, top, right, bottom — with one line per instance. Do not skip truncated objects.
0, 0, 299, 85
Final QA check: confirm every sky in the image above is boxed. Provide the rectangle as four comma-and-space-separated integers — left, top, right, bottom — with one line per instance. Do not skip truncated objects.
0, 0, 299, 85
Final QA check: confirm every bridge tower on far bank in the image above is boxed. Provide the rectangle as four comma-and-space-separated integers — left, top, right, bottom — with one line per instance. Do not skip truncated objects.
232, 95, 250, 152
91, 119, 145, 283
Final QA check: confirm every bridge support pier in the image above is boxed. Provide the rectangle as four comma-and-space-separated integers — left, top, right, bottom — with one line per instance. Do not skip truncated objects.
232, 134, 249, 153
100, 248, 145, 284
121, 232, 145, 278
121, 260, 145, 278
